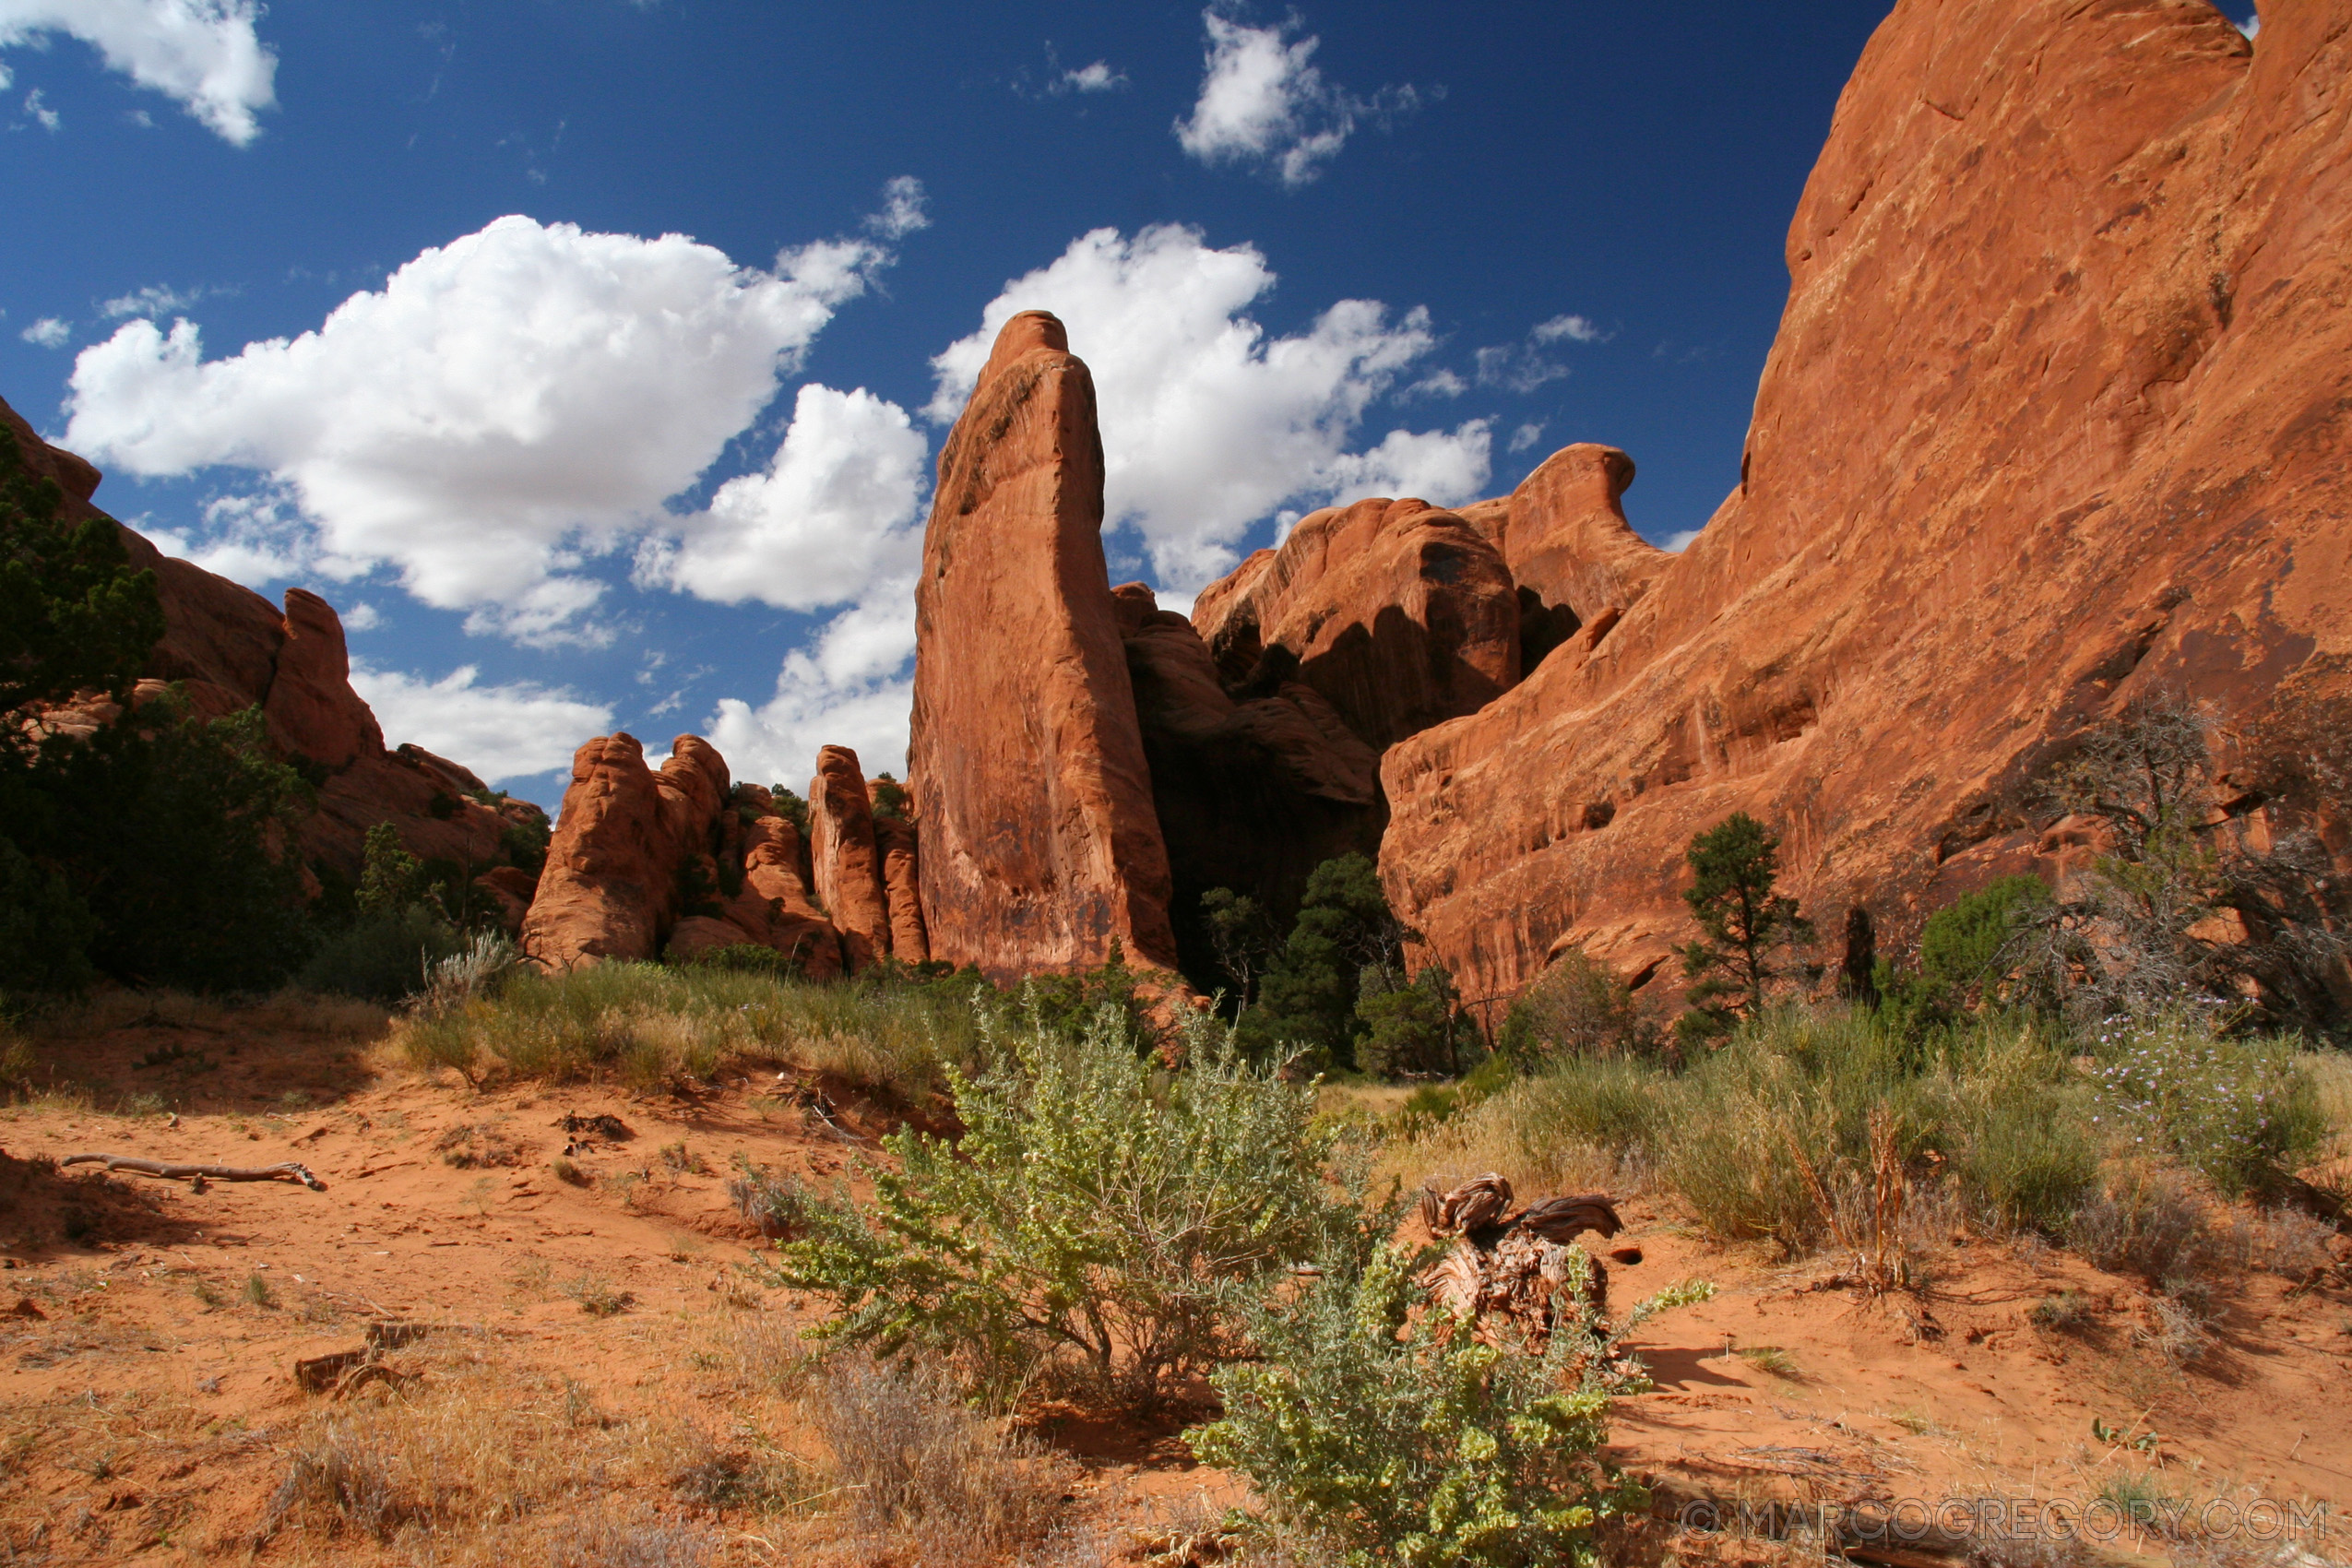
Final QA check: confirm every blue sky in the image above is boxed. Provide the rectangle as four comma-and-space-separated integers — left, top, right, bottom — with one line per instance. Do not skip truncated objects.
0, 1, 2263, 807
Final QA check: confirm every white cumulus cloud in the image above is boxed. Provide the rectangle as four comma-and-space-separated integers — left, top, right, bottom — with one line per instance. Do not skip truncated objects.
349, 662, 613, 786
65, 190, 924, 645
635, 382, 929, 611
1507, 421, 1546, 455
707, 588, 920, 790
926, 223, 1489, 588
19, 316, 68, 349
1174, 9, 1418, 186
0, 0, 277, 145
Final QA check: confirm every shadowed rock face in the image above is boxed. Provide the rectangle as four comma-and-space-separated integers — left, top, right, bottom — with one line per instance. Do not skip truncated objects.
872, 813, 929, 966
1114, 581, 1384, 982
909, 310, 1179, 978
0, 393, 532, 883
808, 744, 890, 973
1190, 497, 1520, 752
1378, 0, 2352, 1007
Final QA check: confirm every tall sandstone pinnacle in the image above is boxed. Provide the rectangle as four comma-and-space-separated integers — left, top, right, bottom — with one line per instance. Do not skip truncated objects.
1378, 0, 2352, 1009
909, 310, 1180, 979
807, 744, 892, 973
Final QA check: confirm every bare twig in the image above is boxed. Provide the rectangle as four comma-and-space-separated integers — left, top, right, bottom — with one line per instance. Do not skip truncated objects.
59, 1155, 327, 1192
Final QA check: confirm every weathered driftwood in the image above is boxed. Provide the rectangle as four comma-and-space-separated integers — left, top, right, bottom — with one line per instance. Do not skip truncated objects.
1417, 1176, 1627, 1345
1420, 1171, 1514, 1237
58, 1155, 327, 1192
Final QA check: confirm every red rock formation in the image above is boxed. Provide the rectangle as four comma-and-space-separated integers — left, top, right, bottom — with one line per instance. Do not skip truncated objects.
474, 866, 540, 936
1114, 581, 1383, 979
808, 744, 891, 972
729, 814, 844, 979
1189, 497, 1520, 750
521, 734, 674, 968
1379, 0, 2352, 1012
1457, 445, 1670, 674
0, 393, 529, 885
909, 311, 1180, 978
872, 814, 929, 966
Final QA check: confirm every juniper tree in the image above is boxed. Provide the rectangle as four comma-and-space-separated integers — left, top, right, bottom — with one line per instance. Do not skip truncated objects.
1676, 813, 1810, 1049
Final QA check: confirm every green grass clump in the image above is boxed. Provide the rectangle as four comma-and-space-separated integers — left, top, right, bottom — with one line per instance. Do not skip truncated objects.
398, 961, 987, 1099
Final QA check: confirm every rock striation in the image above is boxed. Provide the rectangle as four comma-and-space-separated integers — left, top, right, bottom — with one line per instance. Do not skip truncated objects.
1376, 0, 2352, 1010
909, 311, 1180, 979
1189, 497, 1520, 751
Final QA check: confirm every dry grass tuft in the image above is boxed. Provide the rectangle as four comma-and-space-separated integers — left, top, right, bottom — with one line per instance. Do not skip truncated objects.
806, 1356, 1070, 1564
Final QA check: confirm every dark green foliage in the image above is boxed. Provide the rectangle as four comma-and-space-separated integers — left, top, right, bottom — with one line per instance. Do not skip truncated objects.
1199, 886, 1279, 1011
1355, 963, 1468, 1078
1001, 940, 1147, 1046
1676, 814, 1811, 1051
7, 699, 313, 992
1238, 853, 1412, 1071
356, 823, 428, 916
1880, 875, 2057, 1037
0, 425, 164, 728
425, 790, 461, 821
299, 906, 467, 1004
870, 772, 909, 822
0, 837, 100, 1004
766, 785, 812, 837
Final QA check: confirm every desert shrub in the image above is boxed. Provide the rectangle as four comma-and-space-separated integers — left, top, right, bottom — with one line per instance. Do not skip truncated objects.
1191, 1241, 1710, 1568
2067, 1169, 2219, 1288
807, 1356, 1066, 1560
549, 1515, 717, 1568
300, 906, 468, 1004
264, 1420, 410, 1541
1660, 1007, 1950, 1249
1497, 946, 1650, 1066
1500, 1056, 1668, 1158
730, 1158, 816, 1237
1954, 1093, 2098, 1234
2088, 1015, 2327, 1198
768, 1006, 1359, 1410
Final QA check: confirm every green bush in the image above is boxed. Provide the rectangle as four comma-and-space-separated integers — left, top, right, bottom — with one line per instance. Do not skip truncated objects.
1497, 946, 1650, 1066
2087, 1015, 2327, 1198
1880, 874, 2056, 1036
0, 836, 99, 1005
1356, 963, 1470, 1078
300, 907, 468, 1004
766, 1006, 1359, 1411
1191, 1241, 1711, 1567
18, 699, 313, 992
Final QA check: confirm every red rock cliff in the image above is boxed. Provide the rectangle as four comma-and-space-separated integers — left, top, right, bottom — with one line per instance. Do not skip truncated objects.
909, 311, 1180, 978
1377, 0, 2352, 1010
